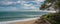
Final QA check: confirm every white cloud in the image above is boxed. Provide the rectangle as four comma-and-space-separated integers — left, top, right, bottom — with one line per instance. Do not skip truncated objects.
0, 0, 21, 5
7, 7, 19, 11
20, 1, 40, 10
23, 6, 30, 9
23, 5, 39, 10
0, 0, 45, 11
12, 7, 18, 11
1, 1, 13, 5
30, 6, 39, 10
17, 1, 20, 3
0, 0, 44, 6
0, 0, 45, 5
24, 4, 32, 6
35, 0, 45, 4
36, 0, 45, 2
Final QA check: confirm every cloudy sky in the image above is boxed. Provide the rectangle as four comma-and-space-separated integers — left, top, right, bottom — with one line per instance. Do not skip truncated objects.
0, 0, 45, 11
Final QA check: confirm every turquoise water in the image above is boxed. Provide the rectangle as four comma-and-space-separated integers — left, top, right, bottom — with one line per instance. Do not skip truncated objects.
0, 11, 49, 21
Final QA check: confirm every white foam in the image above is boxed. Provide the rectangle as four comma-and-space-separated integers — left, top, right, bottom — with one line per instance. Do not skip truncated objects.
0, 17, 39, 24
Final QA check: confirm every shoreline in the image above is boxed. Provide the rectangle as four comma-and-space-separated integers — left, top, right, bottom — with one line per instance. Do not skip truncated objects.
0, 17, 39, 24
10, 18, 37, 24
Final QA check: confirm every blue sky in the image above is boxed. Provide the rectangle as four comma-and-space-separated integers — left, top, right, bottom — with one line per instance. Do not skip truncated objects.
0, 0, 45, 11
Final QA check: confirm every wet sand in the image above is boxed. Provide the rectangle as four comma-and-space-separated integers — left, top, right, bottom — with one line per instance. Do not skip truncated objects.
11, 20, 35, 24
9, 18, 38, 24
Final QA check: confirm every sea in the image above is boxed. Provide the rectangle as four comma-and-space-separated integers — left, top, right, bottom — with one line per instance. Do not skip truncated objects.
0, 11, 49, 24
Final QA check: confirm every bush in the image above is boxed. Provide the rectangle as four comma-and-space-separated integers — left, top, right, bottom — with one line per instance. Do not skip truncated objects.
41, 12, 60, 24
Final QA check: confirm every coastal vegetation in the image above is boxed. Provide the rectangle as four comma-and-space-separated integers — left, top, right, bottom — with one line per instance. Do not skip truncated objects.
35, 0, 60, 24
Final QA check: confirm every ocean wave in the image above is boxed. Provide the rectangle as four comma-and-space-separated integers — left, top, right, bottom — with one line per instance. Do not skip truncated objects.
21, 14, 42, 16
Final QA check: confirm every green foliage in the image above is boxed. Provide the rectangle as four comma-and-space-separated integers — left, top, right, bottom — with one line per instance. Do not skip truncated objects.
54, 1, 60, 8
40, 3, 52, 10
40, 0, 60, 10
39, 0, 60, 24
40, 0, 53, 10
41, 12, 60, 24
40, 4, 47, 10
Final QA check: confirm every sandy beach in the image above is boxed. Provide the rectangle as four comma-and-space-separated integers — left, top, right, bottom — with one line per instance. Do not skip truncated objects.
10, 20, 36, 24
7, 18, 38, 24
